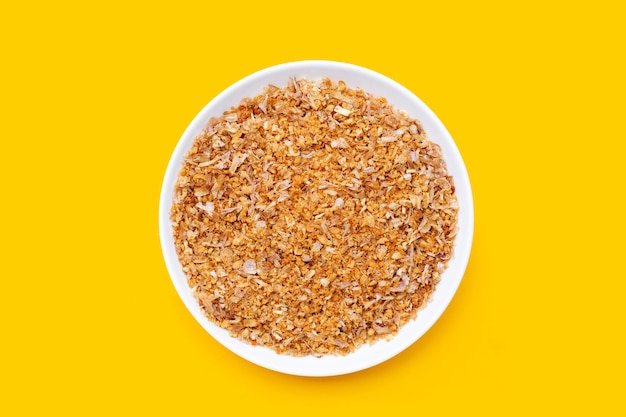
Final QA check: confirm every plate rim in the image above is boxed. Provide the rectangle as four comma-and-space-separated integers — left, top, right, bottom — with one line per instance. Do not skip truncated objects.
159, 60, 474, 377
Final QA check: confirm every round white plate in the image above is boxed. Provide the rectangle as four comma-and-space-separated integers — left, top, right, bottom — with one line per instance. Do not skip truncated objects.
159, 60, 474, 376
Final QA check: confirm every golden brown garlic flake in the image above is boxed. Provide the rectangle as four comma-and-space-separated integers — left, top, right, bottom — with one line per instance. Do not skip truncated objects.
171, 78, 458, 356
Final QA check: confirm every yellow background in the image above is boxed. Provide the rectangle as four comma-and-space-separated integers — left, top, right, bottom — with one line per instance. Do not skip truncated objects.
2, 0, 624, 414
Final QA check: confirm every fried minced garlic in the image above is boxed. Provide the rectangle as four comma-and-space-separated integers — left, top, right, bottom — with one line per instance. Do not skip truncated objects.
171, 78, 458, 356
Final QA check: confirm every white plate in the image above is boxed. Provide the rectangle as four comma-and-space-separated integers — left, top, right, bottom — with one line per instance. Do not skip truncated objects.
159, 60, 474, 376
